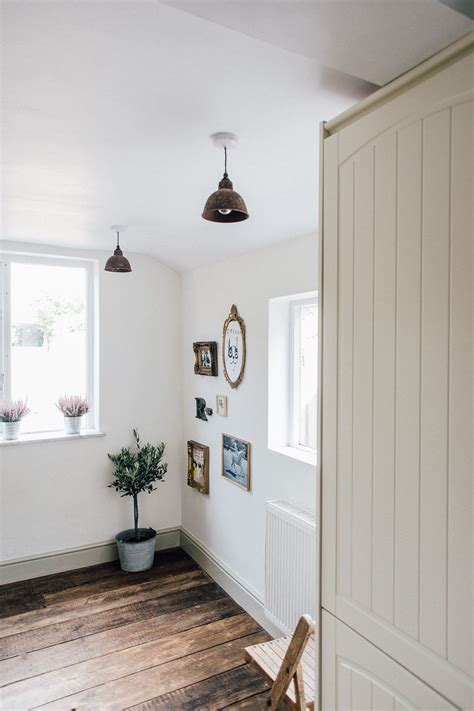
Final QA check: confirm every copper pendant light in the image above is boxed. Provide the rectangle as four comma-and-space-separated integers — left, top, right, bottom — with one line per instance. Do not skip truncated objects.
202, 133, 249, 223
104, 226, 132, 273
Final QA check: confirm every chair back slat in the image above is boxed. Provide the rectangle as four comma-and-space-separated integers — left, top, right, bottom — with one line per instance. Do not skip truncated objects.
267, 614, 315, 710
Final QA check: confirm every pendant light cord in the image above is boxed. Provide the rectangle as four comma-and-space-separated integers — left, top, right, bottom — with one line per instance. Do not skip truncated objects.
224, 146, 228, 178
116, 231, 120, 248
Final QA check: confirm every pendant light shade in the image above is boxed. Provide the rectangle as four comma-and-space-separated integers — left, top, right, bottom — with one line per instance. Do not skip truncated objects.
105, 227, 132, 273
202, 133, 249, 223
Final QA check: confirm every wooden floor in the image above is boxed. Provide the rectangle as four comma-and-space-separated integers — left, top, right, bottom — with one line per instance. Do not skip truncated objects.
0, 547, 280, 710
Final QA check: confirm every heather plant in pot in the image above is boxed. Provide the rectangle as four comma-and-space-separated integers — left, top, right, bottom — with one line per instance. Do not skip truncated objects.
108, 429, 167, 572
0, 400, 31, 441
56, 395, 90, 435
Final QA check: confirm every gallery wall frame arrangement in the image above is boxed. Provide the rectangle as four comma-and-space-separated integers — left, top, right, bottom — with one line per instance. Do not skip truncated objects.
222, 433, 251, 491
222, 304, 246, 389
187, 440, 210, 495
193, 341, 218, 376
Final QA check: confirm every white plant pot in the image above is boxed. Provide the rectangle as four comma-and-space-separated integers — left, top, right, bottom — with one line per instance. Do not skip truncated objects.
64, 415, 83, 435
3, 420, 21, 440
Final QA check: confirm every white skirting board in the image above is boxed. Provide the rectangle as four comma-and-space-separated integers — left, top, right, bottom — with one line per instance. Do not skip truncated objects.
180, 528, 283, 638
0, 527, 181, 585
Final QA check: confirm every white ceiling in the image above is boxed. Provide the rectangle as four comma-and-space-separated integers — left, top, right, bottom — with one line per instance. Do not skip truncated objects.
164, 1, 473, 86
1, 2, 471, 271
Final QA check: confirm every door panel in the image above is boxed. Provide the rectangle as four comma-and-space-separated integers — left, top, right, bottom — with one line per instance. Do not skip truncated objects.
321, 49, 473, 709
351, 146, 375, 612
419, 108, 451, 659
393, 119, 422, 642
371, 130, 397, 626
322, 612, 459, 711
447, 99, 473, 676
336, 158, 354, 602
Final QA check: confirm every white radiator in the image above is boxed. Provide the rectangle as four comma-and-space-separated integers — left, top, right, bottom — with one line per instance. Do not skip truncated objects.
265, 500, 316, 635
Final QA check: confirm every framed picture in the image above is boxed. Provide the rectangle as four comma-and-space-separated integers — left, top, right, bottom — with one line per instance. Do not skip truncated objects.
216, 394, 228, 417
222, 434, 250, 491
222, 305, 246, 388
187, 440, 209, 494
193, 341, 218, 376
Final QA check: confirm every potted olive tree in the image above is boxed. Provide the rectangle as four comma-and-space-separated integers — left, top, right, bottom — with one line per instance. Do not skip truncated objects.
108, 429, 167, 572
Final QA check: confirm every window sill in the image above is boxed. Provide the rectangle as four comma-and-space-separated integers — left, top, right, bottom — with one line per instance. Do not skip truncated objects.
269, 444, 317, 467
0, 429, 105, 447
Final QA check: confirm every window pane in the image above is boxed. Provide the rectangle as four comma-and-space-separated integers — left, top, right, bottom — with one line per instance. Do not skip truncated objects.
299, 303, 317, 449
10, 262, 88, 432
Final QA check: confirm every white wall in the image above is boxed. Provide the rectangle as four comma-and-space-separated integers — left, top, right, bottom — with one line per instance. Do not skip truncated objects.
181, 235, 317, 599
0, 244, 182, 562
0, 234, 316, 591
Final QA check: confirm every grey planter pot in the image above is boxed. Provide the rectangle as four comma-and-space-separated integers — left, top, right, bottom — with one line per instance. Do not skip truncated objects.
64, 415, 83, 435
116, 528, 156, 572
3, 421, 21, 440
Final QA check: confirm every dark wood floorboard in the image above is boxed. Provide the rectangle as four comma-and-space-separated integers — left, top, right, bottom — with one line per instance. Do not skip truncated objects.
223, 691, 288, 710
1, 582, 227, 660
0, 547, 281, 710
0, 593, 45, 620
133, 665, 270, 710
0, 548, 190, 603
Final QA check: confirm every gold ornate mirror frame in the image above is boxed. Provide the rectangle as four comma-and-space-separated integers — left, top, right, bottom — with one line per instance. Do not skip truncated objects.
222, 304, 246, 389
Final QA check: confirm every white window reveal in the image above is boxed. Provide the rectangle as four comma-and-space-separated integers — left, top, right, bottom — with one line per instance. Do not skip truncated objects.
268, 290, 317, 466
0, 254, 98, 438
289, 297, 318, 452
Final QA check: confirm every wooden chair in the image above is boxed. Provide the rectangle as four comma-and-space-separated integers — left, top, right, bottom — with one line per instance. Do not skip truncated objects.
245, 614, 316, 710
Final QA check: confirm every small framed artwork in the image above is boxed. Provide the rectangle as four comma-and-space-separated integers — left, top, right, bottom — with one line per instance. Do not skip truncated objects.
193, 341, 218, 376
222, 305, 246, 388
216, 394, 228, 417
187, 440, 209, 494
222, 434, 250, 491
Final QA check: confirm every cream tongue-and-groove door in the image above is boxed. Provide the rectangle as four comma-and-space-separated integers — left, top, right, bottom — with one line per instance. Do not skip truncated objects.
320, 39, 472, 710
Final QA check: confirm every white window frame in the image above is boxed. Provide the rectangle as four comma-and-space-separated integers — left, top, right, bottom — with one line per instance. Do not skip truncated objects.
268, 290, 317, 467
0, 252, 98, 435
288, 295, 318, 453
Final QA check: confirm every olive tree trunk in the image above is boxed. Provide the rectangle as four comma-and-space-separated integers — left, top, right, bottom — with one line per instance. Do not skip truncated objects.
133, 494, 139, 541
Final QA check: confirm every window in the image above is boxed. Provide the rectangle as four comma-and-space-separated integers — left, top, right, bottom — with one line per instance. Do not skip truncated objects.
1, 254, 97, 436
268, 290, 318, 465
289, 297, 318, 451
